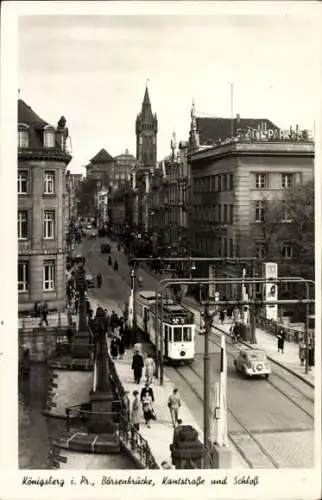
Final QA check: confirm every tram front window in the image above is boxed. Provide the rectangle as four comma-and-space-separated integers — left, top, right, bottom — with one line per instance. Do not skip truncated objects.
183, 327, 192, 341
173, 326, 182, 342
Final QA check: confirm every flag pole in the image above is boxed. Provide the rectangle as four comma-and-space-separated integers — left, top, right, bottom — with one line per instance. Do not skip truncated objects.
230, 83, 234, 137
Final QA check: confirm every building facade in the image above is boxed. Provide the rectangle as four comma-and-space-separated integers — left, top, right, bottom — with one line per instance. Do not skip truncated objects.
65, 171, 82, 230
18, 99, 72, 312
85, 148, 114, 186
190, 126, 314, 300
114, 149, 136, 186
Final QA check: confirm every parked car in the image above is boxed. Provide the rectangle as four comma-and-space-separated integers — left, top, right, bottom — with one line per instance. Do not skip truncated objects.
86, 274, 96, 288
234, 348, 271, 378
101, 243, 111, 254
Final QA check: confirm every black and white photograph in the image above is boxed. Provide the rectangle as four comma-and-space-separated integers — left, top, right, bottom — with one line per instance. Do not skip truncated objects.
0, 1, 321, 499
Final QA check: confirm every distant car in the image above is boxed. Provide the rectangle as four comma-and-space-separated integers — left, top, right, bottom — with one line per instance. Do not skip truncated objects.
234, 348, 271, 378
86, 274, 95, 288
86, 224, 92, 230
101, 243, 111, 254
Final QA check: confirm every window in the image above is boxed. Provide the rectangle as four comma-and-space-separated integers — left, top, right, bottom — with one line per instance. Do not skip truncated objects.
173, 326, 182, 342
18, 261, 29, 292
43, 260, 55, 291
255, 242, 266, 260
223, 204, 228, 223
43, 171, 55, 194
218, 204, 222, 223
44, 130, 55, 148
282, 242, 292, 258
229, 205, 234, 224
255, 201, 265, 222
218, 175, 222, 192
183, 327, 192, 341
227, 174, 233, 191
43, 210, 55, 239
18, 130, 29, 148
223, 174, 228, 191
17, 171, 28, 194
18, 210, 28, 239
281, 173, 293, 189
281, 201, 292, 222
256, 174, 267, 189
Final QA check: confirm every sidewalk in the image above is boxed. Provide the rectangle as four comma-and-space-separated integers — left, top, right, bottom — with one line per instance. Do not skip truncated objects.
18, 312, 76, 329
87, 293, 247, 468
183, 296, 315, 387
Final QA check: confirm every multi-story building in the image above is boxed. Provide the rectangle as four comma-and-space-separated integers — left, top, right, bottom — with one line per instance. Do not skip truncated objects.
65, 171, 82, 230
133, 85, 158, 234
18, 99, 72, 312
190, 119, 314, 301
114, 149, 136, 186
85, 148, 114, 186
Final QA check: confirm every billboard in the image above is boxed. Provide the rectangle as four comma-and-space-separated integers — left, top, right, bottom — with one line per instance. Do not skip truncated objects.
263, 262, 278, 321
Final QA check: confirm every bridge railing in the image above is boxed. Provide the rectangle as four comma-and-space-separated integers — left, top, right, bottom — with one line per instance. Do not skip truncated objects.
65, 404, 159, 469
256, 315, 304, 343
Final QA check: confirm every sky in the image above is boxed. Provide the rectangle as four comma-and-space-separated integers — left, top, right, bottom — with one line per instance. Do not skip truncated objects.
17, 4, 321, 174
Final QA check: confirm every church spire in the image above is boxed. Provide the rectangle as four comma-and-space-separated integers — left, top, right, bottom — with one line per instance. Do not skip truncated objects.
189, 98, 199, 151
143, 80, 151, 107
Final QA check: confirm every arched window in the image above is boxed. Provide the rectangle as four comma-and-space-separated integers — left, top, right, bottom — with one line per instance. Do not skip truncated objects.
44, 125, 56, 148
18, 123, 29, 149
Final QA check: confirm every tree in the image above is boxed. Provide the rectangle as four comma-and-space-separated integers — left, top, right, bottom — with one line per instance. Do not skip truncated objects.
78, 177, 98, 216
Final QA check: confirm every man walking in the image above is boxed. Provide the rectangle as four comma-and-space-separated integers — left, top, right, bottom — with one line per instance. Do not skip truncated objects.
168, 387, 181, 428
39, 302, 49, 327
131, 350, 144, 384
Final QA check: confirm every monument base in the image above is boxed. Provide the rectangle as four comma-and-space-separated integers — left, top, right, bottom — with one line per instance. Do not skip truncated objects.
211, 444, 232, 469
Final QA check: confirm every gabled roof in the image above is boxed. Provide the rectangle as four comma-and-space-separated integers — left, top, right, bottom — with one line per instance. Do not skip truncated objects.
196, 117, 279, 146
90, 148, 114, 163
18, 99, 48, 128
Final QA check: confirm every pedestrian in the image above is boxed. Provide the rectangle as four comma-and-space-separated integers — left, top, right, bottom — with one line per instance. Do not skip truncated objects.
130, 390, 141, 448
122, 390, 130, 432
167, 387, 181, 428
114, 260, 119, 271
308, 339, 315, 370
132, 350, 144, 384
96, 272, 102, 288
117, 333, 125, 360
110, 336, 119, 360
145, 354, 156, 385
219, 309, 226, 325
277, 329, 285, 353
298, 338, 306, 366
141, 389, 155, 428
66, 327, 74, 351
39, 302, 49, 327
110, 310, 118, 334
123, 323, 131, 349
108, 256, 112, 266
31, 301, 40, 318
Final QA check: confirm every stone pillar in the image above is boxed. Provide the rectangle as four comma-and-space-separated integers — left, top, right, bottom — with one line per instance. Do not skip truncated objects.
73, 264, 91, 359
210, 444, 232, 469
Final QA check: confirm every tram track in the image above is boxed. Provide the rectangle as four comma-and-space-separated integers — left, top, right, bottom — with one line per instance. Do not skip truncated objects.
172, 360, 280, 469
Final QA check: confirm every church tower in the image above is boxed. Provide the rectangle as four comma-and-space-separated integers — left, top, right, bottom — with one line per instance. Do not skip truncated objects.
135, 84, 158, 167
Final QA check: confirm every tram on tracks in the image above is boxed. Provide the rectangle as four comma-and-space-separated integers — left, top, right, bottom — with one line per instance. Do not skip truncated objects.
134, 290, 195, 364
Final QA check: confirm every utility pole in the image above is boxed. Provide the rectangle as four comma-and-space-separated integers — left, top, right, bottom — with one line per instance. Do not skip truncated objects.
250, 259, 257, 344
203, 302, 211, 467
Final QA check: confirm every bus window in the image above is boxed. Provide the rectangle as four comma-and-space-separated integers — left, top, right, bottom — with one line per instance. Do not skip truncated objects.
183, 327, 192, 341
173, 327, 182, 342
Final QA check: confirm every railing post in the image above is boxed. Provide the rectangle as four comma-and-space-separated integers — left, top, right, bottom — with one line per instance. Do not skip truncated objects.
66, 408, 70, 431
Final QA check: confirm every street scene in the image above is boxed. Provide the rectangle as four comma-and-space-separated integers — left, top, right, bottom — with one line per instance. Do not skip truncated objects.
16, 10, 317, 473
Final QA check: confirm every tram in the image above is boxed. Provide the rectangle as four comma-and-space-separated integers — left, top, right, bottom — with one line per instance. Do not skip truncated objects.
134, 290, 195, 364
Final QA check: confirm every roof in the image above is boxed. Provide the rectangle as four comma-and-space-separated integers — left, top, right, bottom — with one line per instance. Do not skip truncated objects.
143, 86, 151, 106
18, 99, 48, 128
196, 117, 279, 146
90, 148, 114, 163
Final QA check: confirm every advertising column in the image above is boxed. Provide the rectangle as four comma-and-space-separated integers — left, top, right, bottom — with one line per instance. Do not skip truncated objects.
263, 262, 278, 321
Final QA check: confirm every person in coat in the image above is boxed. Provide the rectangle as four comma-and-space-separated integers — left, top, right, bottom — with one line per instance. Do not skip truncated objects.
145, 354, 156, 384
117, 334, 125, 360
298, 338, 306, 366
132, 350, 144, 384
130, 390, 141, 448
140, 382, 155, 404
39, 302, 49, 327
110, 311, 118, 334
140, 383, 155, 428
308, 339, 315, 370
277, 329, 286, 353
110, 336, 119, 360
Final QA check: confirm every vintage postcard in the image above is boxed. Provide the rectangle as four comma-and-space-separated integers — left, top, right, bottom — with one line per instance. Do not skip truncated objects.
0, 1, 321, 499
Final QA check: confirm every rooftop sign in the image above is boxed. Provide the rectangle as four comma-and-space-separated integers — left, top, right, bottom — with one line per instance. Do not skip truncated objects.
237, 124, 314, 142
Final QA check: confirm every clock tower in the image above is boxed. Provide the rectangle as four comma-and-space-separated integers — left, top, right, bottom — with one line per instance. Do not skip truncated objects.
135, 85, 158, 167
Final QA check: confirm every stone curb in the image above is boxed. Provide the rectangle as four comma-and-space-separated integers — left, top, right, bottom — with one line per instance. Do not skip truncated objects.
213, 324, 314, 389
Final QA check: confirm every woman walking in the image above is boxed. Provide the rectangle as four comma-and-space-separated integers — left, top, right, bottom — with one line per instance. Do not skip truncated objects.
277, 329, 286, 354
110, 336, 119, 360
117, 333, 125, 360
298, 338, 306, 366
140, 384, 155, 428
145, 354, 156, 385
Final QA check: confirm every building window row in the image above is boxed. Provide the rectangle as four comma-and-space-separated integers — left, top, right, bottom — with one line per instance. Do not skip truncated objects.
194, 204, 234, 224
194, 173, 234, 193
255, 241, 292, 259
218, 238, 234, 258
254, 173, 294, 189
18, 170, 56, 195
18, 128, 56, 149
18, 210, 56, 240
18, 260, 56, 293
254, 201, 292, 223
